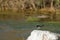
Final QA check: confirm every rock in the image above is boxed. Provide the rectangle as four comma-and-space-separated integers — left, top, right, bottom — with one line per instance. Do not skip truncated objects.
27, 30, 58, 40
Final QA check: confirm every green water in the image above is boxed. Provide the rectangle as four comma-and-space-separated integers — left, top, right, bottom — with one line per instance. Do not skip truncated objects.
0, 20, 60, 40
0, 20, 60, 33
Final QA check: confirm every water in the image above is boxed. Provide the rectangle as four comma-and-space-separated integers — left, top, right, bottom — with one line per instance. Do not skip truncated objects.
0, 20, 60, 40
0, 21, 60, 32
0, 21, 60, 33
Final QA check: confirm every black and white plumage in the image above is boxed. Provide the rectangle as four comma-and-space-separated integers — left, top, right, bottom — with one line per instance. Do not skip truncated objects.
36, 25, 44, 29
36, 25, 44, 27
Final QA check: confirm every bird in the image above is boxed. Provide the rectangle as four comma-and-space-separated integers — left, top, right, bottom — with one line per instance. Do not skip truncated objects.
36, 24, 44, 29
36, 24, 44, 27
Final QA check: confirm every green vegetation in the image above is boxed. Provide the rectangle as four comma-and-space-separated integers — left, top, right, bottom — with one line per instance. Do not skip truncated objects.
26, 16, 39, 22
0, 0, 60, 21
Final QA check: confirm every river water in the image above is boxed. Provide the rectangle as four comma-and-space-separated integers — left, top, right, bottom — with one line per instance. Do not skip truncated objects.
0, 20, 60, 40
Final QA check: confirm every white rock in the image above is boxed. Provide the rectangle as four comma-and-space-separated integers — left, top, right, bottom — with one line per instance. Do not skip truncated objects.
27, 30, 58, 40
